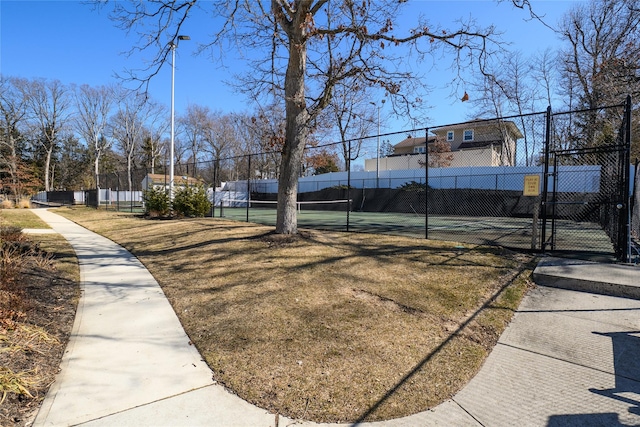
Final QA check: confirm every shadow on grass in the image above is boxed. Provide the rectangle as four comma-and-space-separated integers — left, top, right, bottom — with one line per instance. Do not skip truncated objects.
350, 257, 537, 425
56, 211, 537, 422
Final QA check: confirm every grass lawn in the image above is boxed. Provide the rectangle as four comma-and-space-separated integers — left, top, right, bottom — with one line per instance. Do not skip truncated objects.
54, 207, 535, 423
0, 209, 51, 230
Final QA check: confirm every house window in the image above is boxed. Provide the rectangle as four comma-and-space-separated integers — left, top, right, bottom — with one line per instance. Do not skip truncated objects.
447, 131, 454, 141
463, 129, 474, 141
413, 146, 426, 154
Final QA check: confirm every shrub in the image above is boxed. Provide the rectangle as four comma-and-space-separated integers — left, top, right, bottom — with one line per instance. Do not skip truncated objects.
142, 188, 170, 217
17, 199, 31, 209
173, 185, 211, 218
398, 181, 428, 192
1, 226, 26, 293
1, 225, 24, 243
1, 200, 14, 209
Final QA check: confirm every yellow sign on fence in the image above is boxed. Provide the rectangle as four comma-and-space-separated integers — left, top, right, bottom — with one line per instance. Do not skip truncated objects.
523, 175, 541, 196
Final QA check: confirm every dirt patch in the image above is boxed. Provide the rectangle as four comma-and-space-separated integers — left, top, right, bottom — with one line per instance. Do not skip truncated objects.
350, 288, 427, 317
258, 230, 312, 247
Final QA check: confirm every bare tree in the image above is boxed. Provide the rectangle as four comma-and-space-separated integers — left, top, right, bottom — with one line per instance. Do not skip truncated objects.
103, 0, 513, 234
109, 90, 157, 191
143, 102, 169, 174
499, 52, 536, 165
472, 50, 554, 165
558, 0, 640, 150
23, 78, 72, 191
242, 105, 287, 180
559, 0, 640, 110
325, 79, 378, 172
178, 104, 209, 176
74, 83, 115, 188
532, 48, 557, 108
200, 110, 237, 185
0, 76, 30, 201
171, 133, 191, 176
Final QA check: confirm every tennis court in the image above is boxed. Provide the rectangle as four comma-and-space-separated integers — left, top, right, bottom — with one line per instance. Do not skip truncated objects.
214, 202, 614, 254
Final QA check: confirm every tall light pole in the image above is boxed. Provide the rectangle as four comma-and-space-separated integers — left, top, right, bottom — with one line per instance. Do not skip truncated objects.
170, 35, 190, 201
370, 99, 385, 188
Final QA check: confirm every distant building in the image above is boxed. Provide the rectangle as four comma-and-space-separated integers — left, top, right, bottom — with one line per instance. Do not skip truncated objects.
365, 119, 523, 171
141, 174, 204, 192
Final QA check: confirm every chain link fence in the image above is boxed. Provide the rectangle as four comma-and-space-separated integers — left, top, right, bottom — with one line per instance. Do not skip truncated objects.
75, 100, 635, 262
542, 103, 631, 260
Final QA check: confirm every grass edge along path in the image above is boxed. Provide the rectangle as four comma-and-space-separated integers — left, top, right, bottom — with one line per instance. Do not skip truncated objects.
53, 207, 536, 423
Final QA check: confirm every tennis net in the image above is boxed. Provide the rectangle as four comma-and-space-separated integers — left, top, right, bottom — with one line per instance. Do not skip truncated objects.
218, 199, 351, 212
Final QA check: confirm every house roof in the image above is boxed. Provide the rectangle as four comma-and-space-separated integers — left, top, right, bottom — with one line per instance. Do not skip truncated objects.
144, 174, 203, 186
432, 119, 524, 139
393, 135, 436, 149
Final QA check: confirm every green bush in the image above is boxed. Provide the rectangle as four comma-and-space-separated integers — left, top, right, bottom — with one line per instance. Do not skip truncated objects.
143, 187, 170, 217
173, 185, 211, 217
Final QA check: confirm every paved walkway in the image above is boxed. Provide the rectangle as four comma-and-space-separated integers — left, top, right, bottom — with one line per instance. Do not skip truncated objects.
30, 209, 640, 426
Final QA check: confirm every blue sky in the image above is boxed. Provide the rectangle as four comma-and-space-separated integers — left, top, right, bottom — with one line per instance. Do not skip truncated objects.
1, 0, 581, 132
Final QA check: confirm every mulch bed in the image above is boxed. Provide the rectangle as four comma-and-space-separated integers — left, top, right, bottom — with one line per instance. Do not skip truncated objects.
0, 236, 79, 426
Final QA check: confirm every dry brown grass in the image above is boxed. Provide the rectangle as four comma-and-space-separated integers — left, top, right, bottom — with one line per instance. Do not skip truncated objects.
0, 200, 14, 209
16, 200, 31, 209
0, 210, 50, 230
0, 199, 31, 210
54, 207, 535, 423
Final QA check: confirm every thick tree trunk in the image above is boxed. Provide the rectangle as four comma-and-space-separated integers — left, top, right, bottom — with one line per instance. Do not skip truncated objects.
276, 139, 305, 234
127, 155, 133, 192
94, 147, 101, 188
7, 137, 20, 201
44, 147, 53, 191
275, 16, 309, 235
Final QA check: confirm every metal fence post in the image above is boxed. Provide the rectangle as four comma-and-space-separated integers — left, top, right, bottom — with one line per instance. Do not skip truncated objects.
541, 106, 552, 251
212, 160, 217, 218
116, 172, 120, 212
246, 154, 251, 223
347, 140, 352, 233
425, 128, 429, 240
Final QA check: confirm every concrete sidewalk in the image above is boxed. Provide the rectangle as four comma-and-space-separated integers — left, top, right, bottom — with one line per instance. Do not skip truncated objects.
31, 209, 640, 426
30, 209, 279, 427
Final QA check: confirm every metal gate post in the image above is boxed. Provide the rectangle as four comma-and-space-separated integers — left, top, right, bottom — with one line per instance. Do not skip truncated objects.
621, 95, 632, 261
551, 154, 559, 251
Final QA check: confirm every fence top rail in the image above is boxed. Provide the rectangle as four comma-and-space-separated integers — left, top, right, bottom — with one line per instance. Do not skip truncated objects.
552, 144, 629, 155
550, 102, 626, 118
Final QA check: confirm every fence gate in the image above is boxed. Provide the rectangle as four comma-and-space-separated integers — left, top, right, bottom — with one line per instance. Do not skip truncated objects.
543, 145, 628, 259
84, 189, 98, 208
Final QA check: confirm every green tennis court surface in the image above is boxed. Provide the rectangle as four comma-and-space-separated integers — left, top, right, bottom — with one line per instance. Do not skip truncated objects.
215, 206, 614, 254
